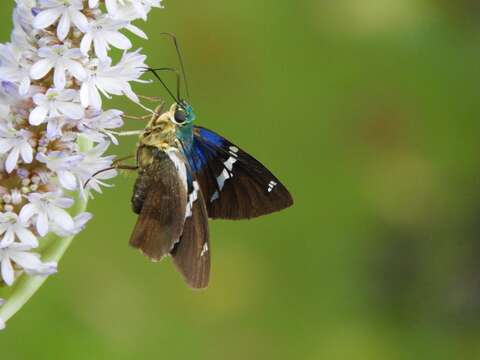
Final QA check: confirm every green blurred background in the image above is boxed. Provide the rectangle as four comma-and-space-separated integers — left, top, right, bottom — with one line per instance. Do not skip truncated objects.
3, 0, 480, 358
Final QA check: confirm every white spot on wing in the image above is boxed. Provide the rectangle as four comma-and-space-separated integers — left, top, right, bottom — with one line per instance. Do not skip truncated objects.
217, 168, 231, 191
224, 156, 237, 171
210, 149, 240, 203
201, 242, 209, 257
267, 180, 278, 193
166, 149, 187, 193
229, 146, 239, 157
185, 180, 200, 219
210, 190, 219, 202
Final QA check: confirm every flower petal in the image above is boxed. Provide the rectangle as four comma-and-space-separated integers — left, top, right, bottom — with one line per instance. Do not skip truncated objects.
25, 261, 57, 276
105, 0, 118, 15
19, 204, 36, 223
1, 257, 14, 286
54, 62, 66, 90
30, 59, 54, 80
58, 170, 77, 190
93, 38, 108, 61
5, 147, 20, 173
29, 106, 48, 126
55, 197, 74, 209
48, 206, 74, 232
19, 77, 31, 96
20, 143, 33, 164
15, 227, 38, 248
0, 229, 15, 248
70, 9, 89, 32
10, 252, 41, 270
65, 60, 86, 81
57, 12, 71, 41
33, 8, 62, 30
58, 101, 84, 119
108, 32, 132, 50
36, 212, 49, 237
125, 24, 147, 39
80, 32, 93, 56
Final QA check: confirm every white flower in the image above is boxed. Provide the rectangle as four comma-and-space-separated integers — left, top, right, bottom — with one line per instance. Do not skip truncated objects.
30, 45, 87, 90
105, 0, 162, 21
29, 88, 84, 126
0, 43, 31, 96
50, 212, 92, 237
0, 81, 34, 109
80, 50, 147, 109
72, 142, 117, 195
78, 109, 124, 144
0, 124, 34, 173
0, 212, 38, 248
80, 16, 132, 61
19, 192, 75, 237
45, 116, 74, 138
0, 243, 57, 286
33, 0, 88, 41
36, 151, 83, 190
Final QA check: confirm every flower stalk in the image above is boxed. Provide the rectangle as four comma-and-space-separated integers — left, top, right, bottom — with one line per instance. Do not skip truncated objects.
0, 0, 161, 329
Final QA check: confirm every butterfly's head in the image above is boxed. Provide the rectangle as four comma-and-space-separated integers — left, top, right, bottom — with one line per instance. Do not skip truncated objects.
169, 100, 196, 126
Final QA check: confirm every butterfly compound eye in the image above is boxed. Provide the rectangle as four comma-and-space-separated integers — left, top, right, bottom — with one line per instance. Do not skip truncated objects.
174, 109, 187, 124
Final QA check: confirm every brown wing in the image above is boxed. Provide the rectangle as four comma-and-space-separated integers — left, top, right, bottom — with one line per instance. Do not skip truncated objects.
171, 188, 210, 289
129, 150, 188, 261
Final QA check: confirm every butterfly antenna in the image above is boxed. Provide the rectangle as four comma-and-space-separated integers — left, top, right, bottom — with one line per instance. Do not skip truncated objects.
159, 32, 190, 100
147, 67, 182, 102
145, 67, 180, 105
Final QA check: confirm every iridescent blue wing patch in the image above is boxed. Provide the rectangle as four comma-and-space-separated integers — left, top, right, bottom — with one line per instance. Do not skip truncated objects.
186, 126, 293, 219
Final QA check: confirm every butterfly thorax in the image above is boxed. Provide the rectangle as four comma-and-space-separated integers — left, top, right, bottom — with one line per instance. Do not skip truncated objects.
136, 102, 196, 170
137, 106, 178, 169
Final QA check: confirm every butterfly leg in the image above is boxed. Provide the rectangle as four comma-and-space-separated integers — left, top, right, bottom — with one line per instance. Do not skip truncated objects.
123, 114, 152, 121
124, 101, 165, 122
83, 157, 138, 189
109, 130, 143, 137
113, 155, 136, 165
138, 95, 163, 102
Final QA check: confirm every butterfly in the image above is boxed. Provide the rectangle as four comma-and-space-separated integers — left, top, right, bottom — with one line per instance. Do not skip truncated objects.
128, 99, 293, 288
116, 33, 293, 288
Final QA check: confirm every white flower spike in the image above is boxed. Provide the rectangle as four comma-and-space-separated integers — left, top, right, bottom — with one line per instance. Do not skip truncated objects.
0, 0, 162, 329
30, 45, 87, 90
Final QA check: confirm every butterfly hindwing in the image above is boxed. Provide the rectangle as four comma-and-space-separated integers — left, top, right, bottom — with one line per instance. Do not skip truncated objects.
129, 150, 188, 261
187, 126, 293, 219
171, 183, 210, 289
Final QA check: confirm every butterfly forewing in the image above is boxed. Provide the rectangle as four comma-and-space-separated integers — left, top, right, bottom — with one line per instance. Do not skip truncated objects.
188, 126, 293, 219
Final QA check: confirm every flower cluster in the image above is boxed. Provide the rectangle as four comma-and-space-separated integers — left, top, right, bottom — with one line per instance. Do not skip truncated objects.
0, 0, 161, 305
